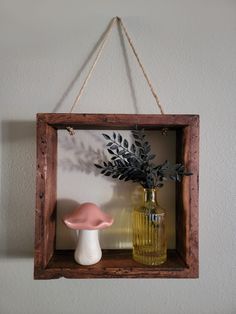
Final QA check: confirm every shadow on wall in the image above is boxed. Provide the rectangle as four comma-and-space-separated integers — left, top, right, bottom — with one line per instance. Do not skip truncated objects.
57, 129, 176, 250
58, 129, 109, 174
56, 199, 80, 249
99, 184, 141, 249
57, 130, 137, 249
0, 120, 35, 258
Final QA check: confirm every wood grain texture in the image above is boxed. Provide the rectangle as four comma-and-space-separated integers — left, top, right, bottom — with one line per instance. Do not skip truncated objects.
176, 127, 190, 263
176, 116, 199, 277
34, 249, 191, 279
188, 116, 199, 277
34, 113, 199, 279
35, 117, 57, 274
37, 113, 198, 129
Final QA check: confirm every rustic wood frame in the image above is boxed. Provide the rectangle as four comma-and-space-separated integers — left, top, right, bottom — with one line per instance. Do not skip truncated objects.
35, 113, 199, 279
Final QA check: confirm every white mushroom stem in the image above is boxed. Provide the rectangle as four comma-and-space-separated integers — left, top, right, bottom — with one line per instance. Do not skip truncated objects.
74, 229, 102, 265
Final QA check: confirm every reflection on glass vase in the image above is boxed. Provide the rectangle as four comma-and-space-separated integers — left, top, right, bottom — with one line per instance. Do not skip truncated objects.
132, 188, 167, 266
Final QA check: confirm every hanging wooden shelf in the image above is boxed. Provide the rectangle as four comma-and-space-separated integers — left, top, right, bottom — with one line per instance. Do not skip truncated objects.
34, 113, 199, 279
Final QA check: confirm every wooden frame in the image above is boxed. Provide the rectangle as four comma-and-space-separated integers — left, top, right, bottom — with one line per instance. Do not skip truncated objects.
35, 113, 199, 279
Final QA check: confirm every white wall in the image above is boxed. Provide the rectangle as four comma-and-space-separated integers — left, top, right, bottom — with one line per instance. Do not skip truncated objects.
0, 0, 235, 313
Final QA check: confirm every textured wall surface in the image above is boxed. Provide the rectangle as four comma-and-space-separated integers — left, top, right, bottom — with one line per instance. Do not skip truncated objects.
0, 0, 236, 313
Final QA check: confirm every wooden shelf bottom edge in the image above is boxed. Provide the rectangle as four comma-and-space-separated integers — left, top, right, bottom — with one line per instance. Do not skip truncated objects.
34, 249, 197, 279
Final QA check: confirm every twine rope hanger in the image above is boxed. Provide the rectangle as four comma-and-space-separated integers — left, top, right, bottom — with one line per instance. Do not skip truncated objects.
67, 16, 167, 135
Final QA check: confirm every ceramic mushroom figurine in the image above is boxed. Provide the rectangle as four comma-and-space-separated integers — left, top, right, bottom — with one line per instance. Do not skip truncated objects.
63, 202, 113, 266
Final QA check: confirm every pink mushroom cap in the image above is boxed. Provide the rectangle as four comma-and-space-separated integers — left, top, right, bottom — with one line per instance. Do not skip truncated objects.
63, 202, 114, 230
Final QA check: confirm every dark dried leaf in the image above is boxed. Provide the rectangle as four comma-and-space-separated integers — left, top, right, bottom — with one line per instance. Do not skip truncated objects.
147, 154, 156, 161
110, 144, 118, 150
104, 171, 112, 176
117, 160, 125, 167
94, 164, 103, 169
112, 174, 119, 178
119, 168, 127, 174
130, 144, 136, 153
118, 133, 122, 143
127, 157, 137, 165
132, 130, 140, 135
118, 149, 126, 155
107, 149, 115, 155
123, 153, 131, 159
97, 130, 193, 188
124, 177, 131, 181
123, 139, 129, 148
102, 133, 111, 140
119, 174, 127, 180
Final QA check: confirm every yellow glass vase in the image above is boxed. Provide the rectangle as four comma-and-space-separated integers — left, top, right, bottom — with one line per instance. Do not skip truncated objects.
132, 188, 167, 266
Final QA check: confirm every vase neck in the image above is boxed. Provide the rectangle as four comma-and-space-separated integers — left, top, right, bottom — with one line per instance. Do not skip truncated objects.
143, 188, 158, 204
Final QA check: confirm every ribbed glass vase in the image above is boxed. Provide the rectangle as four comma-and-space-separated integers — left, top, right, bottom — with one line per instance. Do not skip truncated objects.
132, 188, 167, 266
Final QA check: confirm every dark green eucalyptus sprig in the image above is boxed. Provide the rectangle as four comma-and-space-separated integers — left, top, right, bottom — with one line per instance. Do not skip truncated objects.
95, 130, 192, 189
